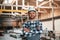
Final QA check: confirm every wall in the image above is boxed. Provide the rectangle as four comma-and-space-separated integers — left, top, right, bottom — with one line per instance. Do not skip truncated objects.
55, 19, 60, 33
40, 9, 60, 34
42, 21, 53, 31
42, 19, 60, 33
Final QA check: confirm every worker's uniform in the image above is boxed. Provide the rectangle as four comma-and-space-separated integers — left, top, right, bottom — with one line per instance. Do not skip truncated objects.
23, 20, 43, 40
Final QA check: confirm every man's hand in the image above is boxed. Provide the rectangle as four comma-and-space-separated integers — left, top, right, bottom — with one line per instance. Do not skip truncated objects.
24, 28, 30, 32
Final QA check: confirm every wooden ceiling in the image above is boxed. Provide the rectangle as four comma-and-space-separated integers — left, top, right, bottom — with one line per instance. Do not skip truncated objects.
0, 0, 60, 6
0, 0, 60, 14
0, 0, 60, 7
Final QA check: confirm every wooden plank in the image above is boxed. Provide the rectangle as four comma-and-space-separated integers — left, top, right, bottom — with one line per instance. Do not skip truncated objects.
0, 9, 28, 13
11, 0, 16, 4
39, 1, 49, 6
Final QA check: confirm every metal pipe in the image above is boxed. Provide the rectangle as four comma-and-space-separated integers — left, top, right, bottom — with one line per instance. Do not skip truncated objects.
52, 0, 55, 33
51, 0, 55, 40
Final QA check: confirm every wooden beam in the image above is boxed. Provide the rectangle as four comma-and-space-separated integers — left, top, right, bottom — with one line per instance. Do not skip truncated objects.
11, 0, 16, 4
43, 9, 49, 13
39, 1, 49, 6
36, 0, 38, 7
49, 0, 52, 7
40, 16, 60, 22
38, 6, 60, 9
54, 0, 60, 1
0, 9, 28, 13
54, 2, 60, 7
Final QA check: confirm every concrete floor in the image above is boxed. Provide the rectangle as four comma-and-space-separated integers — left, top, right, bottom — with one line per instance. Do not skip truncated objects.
0, 34, 22, 40
0, 34, 60, 40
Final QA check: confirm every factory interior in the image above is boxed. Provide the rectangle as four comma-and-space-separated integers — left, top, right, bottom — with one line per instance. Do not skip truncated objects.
0, 0, 60, 40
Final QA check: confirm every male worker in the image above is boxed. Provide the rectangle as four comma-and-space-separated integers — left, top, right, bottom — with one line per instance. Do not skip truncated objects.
23, 7, 43, 40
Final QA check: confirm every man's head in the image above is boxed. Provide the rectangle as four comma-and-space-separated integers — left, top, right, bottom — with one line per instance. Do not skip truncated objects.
28, 9, 36, 19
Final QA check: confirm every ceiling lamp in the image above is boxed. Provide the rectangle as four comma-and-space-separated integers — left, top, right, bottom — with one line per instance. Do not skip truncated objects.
38, 0, 44, 2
